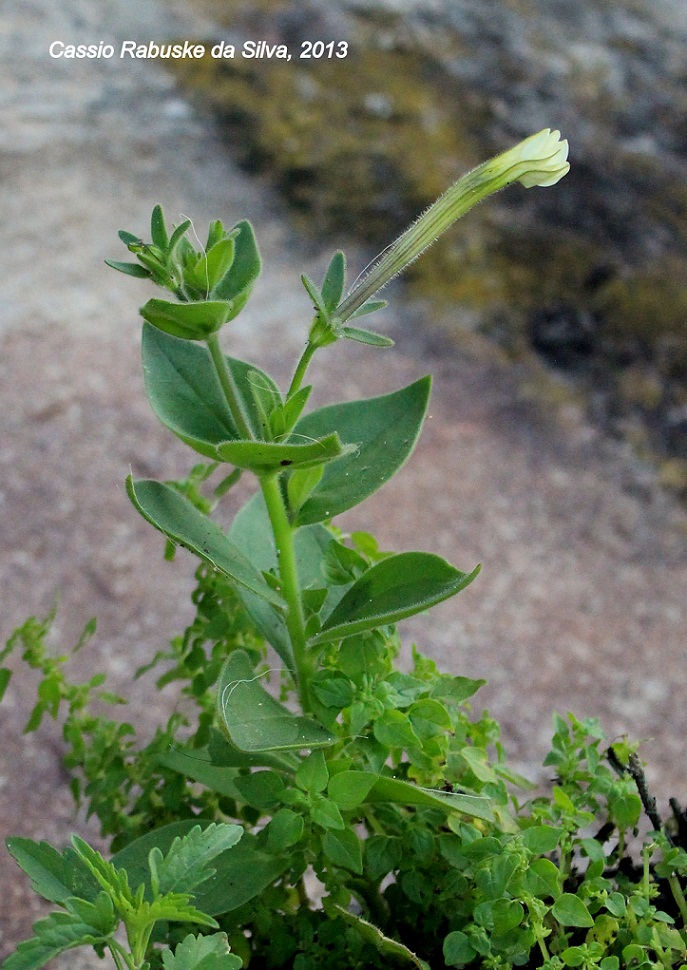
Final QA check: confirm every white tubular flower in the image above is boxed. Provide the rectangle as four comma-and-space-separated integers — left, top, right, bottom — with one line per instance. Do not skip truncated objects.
336, 128, 569, 322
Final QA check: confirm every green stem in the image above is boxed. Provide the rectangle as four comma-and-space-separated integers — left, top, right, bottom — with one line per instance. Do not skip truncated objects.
206, 333, 254, 440
108, 939, 135, 970
668, 873, 687, 927
260, 473, 310, 709
288, 341, 317, 399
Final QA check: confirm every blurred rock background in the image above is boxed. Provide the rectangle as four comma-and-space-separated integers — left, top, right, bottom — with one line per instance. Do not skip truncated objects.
1, 0, 687, 957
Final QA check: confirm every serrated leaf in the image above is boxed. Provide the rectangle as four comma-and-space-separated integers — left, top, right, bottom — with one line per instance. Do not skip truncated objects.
217, 650, 336, 752
311, 553, 480, 645
162, 933, 242, 970
1, 896, 116, 970
112, 821, 288, 916
295, 377, 431, 525
126, 477, 284, 608
149, 823, 243, 896
70, 837, 133, 905
5, 839, 98, 906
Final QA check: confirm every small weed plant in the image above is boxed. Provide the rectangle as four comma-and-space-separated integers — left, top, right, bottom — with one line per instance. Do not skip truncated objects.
3, 131, 687, 970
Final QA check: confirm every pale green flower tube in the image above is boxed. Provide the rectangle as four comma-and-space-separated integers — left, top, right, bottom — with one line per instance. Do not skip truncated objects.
335, 128, 569, 322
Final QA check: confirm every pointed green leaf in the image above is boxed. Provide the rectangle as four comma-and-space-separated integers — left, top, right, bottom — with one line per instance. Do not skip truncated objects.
1, 898, 116, 970
311, 553, 480, 644
126, 477, 284, 608
322, 829, 362, 873
328, 770, 493, 821
301, 273, 328, 318
112, 820, 287, 916
162, 933, 243, 970
341, 325, 394, 347
332, 903, 430, 970
216, 432, 348, 474
217, 650, 335, 752
296, 750, 329, 794
104, 259, 151, 278
168, 219, 193, 253
150, 823, 243, 896
142, 322, 280, 454
156, 746, 244, 800
348, 299, 387, 320
228, 495, 345, 667
5, 838, 99, 906
321, 251, 346, 312
151, 205, 169, 249
210, 220, 261, 305
294, 376, 431, 525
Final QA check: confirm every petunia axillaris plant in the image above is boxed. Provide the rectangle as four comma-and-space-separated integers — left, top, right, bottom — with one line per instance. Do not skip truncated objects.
34, 131, 687, 970
114, 130, 568, 721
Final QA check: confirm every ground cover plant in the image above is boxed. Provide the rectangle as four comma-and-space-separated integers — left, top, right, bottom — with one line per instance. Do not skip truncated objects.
3, 130, 687, 970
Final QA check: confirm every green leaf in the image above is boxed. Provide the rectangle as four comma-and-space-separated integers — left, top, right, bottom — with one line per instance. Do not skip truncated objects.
348, 299, 387, 320
168, 219, 193, 253
151, 204, 169, 249
5, 838, 99, 906
104, 259, 151, 278
296, 750, 329, 794
208, 729, 299, 773
210, 220, 261, 307
217, 650, 336, 752
141, 323, 280, 454
327, 770, 494, 821
162, 933, 242, 970
331, 903, 429, 970
126, 477, 283, 608
552, 893, 594, 928
141, 298, 238, 341
522, 857, 561, 898
295, 376, 431, 525
340, 325, 394, 347
267, 810, 304, 852
321, 251, 346, 312
234, 771, 285, 810
328, 771, 378, 810
0, 666, 10, 701
373, 710, 421, 749
311, 553, 481, 645
112, 821, 287, 916
228, 495, 344, 666
521, 825, 563, 853
156, 747, 244, 801
322, 828, 363, 874
149, 823, 243, 896
1, 896, 117, 970
216, 432, 349, 474
431, 675, 486, 705
70, 837, 133, 905
443, 931, 477, 967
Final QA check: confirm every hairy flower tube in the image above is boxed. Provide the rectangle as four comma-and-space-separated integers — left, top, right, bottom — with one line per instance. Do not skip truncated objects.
335, 128, 569, 322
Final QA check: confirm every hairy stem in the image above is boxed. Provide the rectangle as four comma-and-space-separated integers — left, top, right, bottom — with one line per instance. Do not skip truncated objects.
260, 473, 310, 710
288, 341, 317, 399
206, 333, 254, 441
